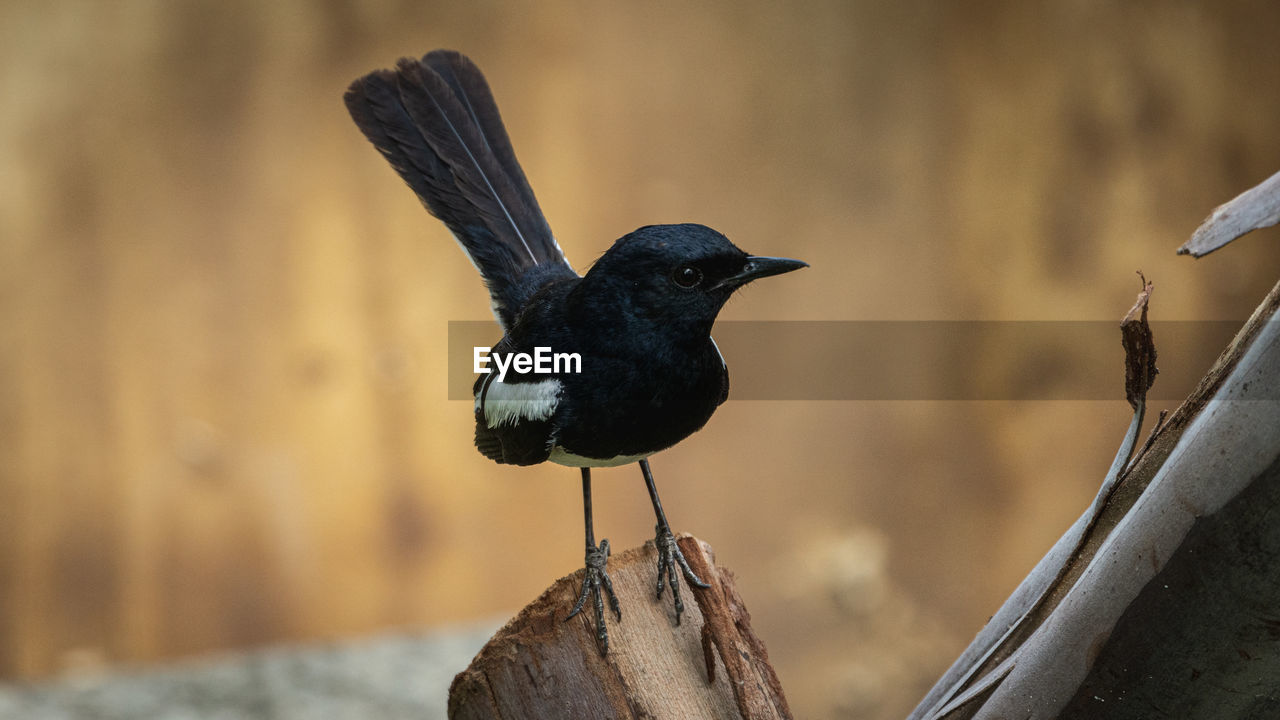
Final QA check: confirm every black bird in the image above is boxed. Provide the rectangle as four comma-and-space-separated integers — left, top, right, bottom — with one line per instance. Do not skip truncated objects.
344, 50, 806, 653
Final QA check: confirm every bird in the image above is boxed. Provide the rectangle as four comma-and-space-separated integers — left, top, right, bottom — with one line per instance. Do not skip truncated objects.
343, 50, 806, 654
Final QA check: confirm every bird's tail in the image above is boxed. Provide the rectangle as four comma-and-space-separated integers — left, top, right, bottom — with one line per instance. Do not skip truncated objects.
344, 51, 575, 327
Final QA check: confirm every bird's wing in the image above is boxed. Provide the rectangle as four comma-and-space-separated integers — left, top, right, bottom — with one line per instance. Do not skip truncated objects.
344, 51, 576, 329
473, 368, 560, 466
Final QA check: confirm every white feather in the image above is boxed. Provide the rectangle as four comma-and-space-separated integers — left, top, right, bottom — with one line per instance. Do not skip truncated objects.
547, 446, 649, 468
710, 335, 726, 372
477, 377, 562, 427
551, 235, 575, 273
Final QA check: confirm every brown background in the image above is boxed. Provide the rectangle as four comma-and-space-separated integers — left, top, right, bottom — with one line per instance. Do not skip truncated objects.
4, 1, 1280, 718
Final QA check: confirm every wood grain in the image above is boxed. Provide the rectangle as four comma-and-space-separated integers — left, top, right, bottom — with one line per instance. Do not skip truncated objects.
449, 535, 791, 720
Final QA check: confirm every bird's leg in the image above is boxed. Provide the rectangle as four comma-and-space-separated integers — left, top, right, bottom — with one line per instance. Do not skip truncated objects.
639, 458, 710, 625
566, 467, 621, 654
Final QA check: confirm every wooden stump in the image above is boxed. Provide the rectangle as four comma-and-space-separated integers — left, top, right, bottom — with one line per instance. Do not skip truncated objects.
448, 535, 791, 720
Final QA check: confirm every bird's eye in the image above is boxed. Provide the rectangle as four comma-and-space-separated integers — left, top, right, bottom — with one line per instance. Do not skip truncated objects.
672, 265, 703, 289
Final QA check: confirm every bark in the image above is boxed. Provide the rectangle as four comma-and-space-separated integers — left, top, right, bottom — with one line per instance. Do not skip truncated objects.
912, 171, 1280, 719
448, 535, 791, 720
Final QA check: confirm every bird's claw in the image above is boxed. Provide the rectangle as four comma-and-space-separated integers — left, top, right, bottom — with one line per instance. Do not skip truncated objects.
566, 538, 621, 654
653, 526, 710, 625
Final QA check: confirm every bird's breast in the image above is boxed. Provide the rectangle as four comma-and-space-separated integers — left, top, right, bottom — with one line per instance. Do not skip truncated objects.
549, 339, 727, 461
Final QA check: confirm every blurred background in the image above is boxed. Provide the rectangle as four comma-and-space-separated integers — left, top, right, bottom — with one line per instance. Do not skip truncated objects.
4, 1, 1280, 718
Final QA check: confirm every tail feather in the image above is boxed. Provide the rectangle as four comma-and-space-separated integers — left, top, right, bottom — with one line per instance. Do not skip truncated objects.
423, 51, 557, 252
344, 52, 575, 328
345, 69, 446, 217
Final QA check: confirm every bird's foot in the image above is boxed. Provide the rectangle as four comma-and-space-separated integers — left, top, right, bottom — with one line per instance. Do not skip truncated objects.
653, 525, 711, 625
566, 538, 622, 654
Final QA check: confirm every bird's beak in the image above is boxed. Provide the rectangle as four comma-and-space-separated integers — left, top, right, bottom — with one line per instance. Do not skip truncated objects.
713, 255, 809, 290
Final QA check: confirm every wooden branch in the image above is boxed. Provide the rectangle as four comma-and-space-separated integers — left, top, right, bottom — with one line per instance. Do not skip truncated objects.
448, 535, 791, 720
1179, 169, 1280, 257
912, 164, 1280, 718
911, 278, 1280, 719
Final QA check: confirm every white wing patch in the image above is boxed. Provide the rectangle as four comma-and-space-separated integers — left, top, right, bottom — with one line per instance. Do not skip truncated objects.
477, 377, 563, 427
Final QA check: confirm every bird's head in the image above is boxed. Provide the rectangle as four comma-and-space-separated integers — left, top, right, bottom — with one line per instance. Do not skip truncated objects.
575, 223, 807, 338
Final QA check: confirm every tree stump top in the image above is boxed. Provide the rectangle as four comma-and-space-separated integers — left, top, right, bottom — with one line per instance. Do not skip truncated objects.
448, 535, 791, 720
